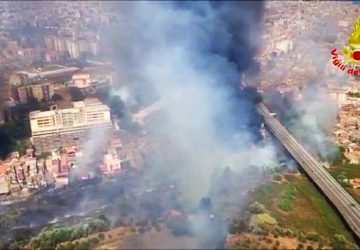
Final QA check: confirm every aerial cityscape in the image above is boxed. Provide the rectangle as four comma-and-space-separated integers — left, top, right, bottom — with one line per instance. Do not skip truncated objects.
0, 1, 360, 249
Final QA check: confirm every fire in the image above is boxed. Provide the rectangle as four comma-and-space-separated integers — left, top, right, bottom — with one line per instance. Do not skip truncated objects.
343, 19, 360, 64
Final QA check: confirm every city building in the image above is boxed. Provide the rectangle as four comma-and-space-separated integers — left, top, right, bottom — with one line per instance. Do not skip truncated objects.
44, 35, 100, 59
30, 98, 112, 152
103, 152, 121, 174
68, 67, 115, 89
65, 39, 80, 58
10, 65, 79, 86
0, 175, 10, 194
70, 73, 92, 89
327, 87, 348, 106
15, 82, 54, 103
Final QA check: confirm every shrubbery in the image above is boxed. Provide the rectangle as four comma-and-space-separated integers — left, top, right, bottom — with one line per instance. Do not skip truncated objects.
30, 218, 110, 250
167, 217, 191, 236
305, 231, 320, 241
98, 233, 105, 241
332, 234, 346, 250
273, 226, 294, 238
277, 184, 297, 212
273, 173, 282, 181
249, 202, 267, 214
229, 218, 247, 234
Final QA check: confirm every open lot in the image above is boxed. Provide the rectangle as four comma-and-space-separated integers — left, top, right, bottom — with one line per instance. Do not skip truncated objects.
249, 175, 354, 242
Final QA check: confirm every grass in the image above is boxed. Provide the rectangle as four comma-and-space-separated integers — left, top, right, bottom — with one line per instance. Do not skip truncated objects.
328, 164, 360, 180
328, 163, 360, 202
249, 176, 354, 242
255, 213, 278, 226
277, 184, 297, 212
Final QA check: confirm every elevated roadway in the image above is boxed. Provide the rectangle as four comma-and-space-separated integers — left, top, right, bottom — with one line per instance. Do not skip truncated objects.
134, 77, 360, 239
241, 76, 360, 239
258, 98, 360, 240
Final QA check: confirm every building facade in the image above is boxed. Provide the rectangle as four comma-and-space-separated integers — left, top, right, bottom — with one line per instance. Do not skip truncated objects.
44, 35, 99, 59
30, 98, 112, 152
16, 82, 54, 103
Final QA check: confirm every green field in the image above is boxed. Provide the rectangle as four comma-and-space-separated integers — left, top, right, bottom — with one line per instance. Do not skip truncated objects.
328, 164, 360, 202
328, 164, 360, 179
249, 175, 355, 242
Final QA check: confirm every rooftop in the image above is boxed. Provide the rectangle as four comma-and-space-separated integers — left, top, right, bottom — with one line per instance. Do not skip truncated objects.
29, 110, 56, 119
16, 64, 79, 79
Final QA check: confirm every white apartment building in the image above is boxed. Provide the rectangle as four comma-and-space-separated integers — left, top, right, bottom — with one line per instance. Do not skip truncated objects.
30, 98, 112, 152
70, 73, 92, 89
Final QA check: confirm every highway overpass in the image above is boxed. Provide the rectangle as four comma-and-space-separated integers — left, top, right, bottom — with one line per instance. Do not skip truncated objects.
258, 102, 360, 239
135, 78, 360, 239
240, 76, 360, 239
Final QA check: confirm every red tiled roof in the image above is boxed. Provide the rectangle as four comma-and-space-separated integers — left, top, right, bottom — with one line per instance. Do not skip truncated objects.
60, 157, 67, 167
66, 146, 77, 154
0, 163, 8, 175
57, 172, 69, 178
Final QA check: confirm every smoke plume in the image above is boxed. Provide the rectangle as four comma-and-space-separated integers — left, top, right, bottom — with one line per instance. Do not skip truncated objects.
262, 1, 352, 163
99, 1, 270, 248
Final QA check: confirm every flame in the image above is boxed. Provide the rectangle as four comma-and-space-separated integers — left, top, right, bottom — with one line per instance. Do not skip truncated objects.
342, 19, 360, 64
349, 19, 360, 48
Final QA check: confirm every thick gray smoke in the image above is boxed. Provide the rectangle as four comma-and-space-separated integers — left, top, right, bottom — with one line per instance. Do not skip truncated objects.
100, 1, 269, 248
288, 84, 339, 161
103, 0, 267, 200
263, 2, 352, 163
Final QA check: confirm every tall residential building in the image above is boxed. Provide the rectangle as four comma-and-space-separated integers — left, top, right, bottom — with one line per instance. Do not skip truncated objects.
30, 98, 112, 152
65, 39, 80, 58
44, 35, 99, 59
16, 83, 54, 103
53, 37, 66, 53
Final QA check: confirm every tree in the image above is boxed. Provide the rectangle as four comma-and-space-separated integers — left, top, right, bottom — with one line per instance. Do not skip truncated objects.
229, 218, 247, 234
249, 201, 267, 214
98, 233, 105, 241
306, 231, 320, 241
298, 232, 307, 243
332, 234, 346, 250
296, 243, 304, 250
273, 173, 282, 181
284, 228, 294, 237
52, 93, 64, 102
337, 174, 347, 183
74, 241, 90, 250
28, 96, 39, 105
167, 217, 191, 236
15, 139, 26, 155
8, 242, 19, 250
88, 238, 100, 246
71, 226, 86, 240
57, 242, 74, 250
87, 219, 110, 234
30, 238, 41, 249
0, 130, 13, 159
69, 88, 85, 102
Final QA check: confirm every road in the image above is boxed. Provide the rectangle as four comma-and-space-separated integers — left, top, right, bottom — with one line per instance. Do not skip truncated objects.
134, 77, 360, 239
258, 102, 360, 240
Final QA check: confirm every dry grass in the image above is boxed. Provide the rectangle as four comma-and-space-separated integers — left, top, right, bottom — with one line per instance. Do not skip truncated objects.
249, 175, 354, 242
227, 233, 330, 250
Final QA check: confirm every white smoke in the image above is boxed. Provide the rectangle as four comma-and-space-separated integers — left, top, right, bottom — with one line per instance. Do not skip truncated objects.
103, 1, 274, 206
